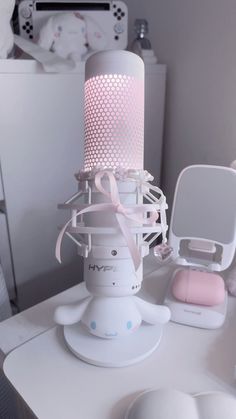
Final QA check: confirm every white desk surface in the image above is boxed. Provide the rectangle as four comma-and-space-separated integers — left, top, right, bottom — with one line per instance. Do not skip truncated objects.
2, 256, 236, 419
0, 283, 89, 361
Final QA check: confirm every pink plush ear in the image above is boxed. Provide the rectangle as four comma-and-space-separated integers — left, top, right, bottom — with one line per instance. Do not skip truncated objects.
85, 16, 107, 50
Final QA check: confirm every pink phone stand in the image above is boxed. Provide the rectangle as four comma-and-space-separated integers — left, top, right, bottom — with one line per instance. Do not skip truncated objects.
172, 269, 225, 306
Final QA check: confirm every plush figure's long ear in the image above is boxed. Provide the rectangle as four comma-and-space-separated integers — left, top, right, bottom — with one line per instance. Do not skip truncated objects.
38, 17, 55, 51
85, 16, 107, 51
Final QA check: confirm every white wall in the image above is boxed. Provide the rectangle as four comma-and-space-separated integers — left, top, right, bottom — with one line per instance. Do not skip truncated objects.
127, 0, 236, 212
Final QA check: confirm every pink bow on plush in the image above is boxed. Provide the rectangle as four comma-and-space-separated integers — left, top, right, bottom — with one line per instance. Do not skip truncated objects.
56, 170, 159, 271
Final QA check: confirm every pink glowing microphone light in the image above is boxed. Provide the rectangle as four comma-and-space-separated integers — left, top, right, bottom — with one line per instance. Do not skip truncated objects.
84, 50, 144, 170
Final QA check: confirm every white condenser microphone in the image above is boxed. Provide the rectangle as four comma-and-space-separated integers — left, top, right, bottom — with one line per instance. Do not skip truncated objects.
54, 50, 171, 367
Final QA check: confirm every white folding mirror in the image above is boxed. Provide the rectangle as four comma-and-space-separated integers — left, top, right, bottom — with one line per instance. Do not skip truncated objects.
169, 165, 236, 271
165, 165, 236, 329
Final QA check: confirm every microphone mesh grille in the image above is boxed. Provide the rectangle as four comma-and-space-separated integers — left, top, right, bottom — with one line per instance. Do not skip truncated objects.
84, 74, 144, 170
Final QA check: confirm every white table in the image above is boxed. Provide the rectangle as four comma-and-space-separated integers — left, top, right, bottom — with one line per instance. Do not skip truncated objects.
1, 257, 236, 419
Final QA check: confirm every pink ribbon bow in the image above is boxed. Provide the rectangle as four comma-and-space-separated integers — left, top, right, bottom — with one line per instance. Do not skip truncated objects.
56, 170, 159, 271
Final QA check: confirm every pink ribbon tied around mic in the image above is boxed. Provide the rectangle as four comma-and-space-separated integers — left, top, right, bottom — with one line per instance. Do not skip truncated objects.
56, 170, 159, 271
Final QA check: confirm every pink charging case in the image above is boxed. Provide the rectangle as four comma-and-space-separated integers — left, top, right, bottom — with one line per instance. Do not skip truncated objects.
171, 269, 225, 306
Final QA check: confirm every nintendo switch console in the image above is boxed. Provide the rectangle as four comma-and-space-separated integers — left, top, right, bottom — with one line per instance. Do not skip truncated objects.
18, 0, 128, 49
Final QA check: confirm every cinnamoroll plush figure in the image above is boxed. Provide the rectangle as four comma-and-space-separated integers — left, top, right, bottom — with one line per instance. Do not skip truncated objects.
0, 0, 15, 58
38, 12, 107, 62
55, 294, 171, 339
54, 271, 171, 339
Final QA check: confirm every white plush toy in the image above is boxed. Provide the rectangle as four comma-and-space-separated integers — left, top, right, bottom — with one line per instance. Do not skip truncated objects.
0, 0, 15, 58
38, 12, 107, 62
